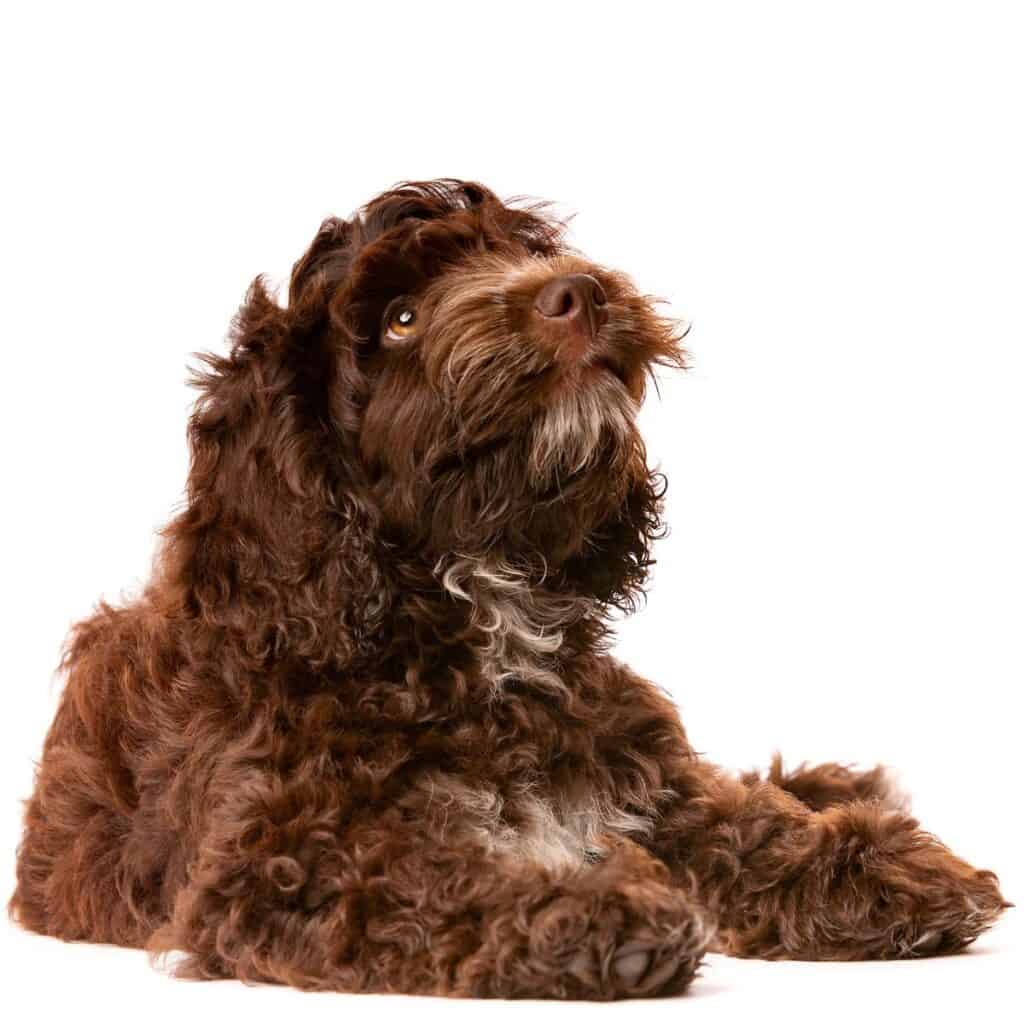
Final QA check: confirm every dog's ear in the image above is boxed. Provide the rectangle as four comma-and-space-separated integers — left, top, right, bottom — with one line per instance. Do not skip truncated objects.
158, 261, 385, 664
288, 216, 353, 308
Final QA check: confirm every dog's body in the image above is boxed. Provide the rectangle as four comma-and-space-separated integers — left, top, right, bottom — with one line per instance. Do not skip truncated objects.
12, 181, 1005, 999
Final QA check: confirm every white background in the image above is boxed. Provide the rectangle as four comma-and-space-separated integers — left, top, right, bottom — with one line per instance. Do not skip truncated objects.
2, 2, 1021, 1020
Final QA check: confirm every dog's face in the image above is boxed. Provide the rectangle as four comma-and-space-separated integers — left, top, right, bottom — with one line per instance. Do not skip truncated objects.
283, 182, 683, 606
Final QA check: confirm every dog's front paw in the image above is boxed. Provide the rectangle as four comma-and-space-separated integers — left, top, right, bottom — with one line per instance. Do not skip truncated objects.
825, 804, 1008, 959
720, 802, 1009, 961
459, 844, 714, 999
880, 858, 1007, 957
538, 843, 713, 998
563, 907, 711, 999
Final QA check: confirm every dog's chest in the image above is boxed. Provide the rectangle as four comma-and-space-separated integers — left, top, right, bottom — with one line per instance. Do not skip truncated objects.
413, 771, 654, 870
500, 791, 656, 869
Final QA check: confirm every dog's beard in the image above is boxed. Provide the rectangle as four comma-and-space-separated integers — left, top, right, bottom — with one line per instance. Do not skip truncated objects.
529, 374, 637, 481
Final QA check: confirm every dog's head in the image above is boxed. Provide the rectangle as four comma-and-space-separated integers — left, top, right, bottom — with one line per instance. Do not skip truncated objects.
176, 181, 685, 639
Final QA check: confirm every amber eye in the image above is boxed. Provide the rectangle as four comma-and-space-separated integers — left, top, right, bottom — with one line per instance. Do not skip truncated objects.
384, 300, 419, 343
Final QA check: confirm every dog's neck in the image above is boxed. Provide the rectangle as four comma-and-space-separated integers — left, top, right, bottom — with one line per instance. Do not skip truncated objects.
434, 554, 598, 698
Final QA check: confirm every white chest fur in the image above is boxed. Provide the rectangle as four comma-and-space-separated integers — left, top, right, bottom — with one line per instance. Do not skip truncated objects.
410, 771, 655, 870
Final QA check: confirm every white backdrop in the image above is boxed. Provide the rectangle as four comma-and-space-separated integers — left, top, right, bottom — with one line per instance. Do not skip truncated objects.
2, 2, 1021, 1021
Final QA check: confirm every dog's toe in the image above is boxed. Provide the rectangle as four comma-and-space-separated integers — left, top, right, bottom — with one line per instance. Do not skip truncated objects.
612, 943, 652, 985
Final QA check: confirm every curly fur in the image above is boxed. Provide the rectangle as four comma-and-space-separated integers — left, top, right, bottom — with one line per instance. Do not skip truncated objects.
11, 180, 1007, 999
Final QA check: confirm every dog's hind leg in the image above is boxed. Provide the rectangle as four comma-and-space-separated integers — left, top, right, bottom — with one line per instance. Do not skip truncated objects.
740, 755, 909, 813
10, 605, 172, 948
151, 775, 712, 1000
12, 743, 148, 946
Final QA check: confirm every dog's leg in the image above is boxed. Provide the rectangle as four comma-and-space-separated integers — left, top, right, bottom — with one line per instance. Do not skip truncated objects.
740, 755, 909, 813
11, 610, 168, 948
585, 661, 1007, 961
151, 779, 711, 1000
11, 700, 156, 947
657, 764, 1008, 960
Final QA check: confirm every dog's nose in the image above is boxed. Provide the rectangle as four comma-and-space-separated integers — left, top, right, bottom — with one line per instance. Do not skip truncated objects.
533, 274, 608, 343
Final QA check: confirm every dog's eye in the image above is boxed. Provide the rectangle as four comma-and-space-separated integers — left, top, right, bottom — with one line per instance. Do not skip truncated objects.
383, 300, 419, 344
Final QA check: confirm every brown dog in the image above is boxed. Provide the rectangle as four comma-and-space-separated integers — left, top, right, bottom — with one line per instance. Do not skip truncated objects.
11, 181, 1006, 999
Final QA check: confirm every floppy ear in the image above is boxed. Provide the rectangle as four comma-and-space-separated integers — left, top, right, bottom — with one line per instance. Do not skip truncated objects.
288, 216, 353, 307
157, 229, 386, 666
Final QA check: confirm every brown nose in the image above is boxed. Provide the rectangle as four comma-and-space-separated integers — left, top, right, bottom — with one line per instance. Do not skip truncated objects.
533, 274, 608, 341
